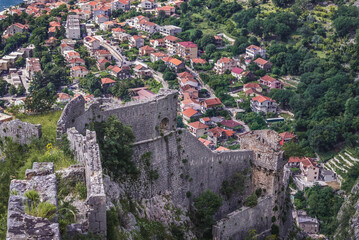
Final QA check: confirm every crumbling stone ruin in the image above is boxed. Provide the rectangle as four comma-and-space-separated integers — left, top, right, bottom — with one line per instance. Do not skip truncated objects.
66, 128, 107, 236
0, 119, 41, 144
6, 162, 60, 240
54, 89, 291, 239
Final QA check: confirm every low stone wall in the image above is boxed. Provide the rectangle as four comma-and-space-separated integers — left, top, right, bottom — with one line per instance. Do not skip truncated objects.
66, 128, 106, 237
213, 197, 274, 240
7, 162, 60, 240
0, 119, 41, 144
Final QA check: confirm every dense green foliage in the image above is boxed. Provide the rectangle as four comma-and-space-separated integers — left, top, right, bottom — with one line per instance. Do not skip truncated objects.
294, 184, 343, 236
193, 190, 222, 238
94, 116, 137, 178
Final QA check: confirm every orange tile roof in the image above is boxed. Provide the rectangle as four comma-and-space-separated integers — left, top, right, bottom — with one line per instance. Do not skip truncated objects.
252, 95, 273, 103
101, 78, 116, 84
204, 98, 222, 107
198, 138, 212, 147
216, 146, 229, 151
188, 121, 208, 129
182, 108, 198, 118
261, 75, 276, 82
254, 58, 268, 65
169, 58, 183, 66
218, 57, 233, 64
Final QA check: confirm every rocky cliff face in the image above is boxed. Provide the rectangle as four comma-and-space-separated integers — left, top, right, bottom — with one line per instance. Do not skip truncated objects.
335, 180, 359, 240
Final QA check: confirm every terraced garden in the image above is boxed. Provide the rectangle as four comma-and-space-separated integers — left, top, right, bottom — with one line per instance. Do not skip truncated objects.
324, 150, 359, 182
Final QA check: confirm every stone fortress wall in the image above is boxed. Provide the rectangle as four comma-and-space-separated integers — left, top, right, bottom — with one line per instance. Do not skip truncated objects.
0, 119, 41, 144
66, 128, 107, 237
56, 89, 288, 239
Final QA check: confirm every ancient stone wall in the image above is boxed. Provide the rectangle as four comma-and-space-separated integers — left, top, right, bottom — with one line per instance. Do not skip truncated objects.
213, 197, 274, 240
0, 119, 41, 144
240, 130, 285, 171
7, 162, 60, 240
57, 89, 178, 142
67, 128, 106, 237
119, 129, 253, 215
58, 90, 288, 239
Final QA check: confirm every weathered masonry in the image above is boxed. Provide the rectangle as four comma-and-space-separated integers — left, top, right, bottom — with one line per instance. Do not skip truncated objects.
0, 119, 41, 144
56, 89, 289, 239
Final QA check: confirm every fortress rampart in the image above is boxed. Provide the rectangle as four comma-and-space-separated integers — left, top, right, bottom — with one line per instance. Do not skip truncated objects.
53, 89, 287, 239
0, 119, 41, 144
66, 128, 107, 237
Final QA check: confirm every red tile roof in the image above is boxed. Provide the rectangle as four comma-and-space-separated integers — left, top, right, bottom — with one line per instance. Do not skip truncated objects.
178, 41, 197, 48
246, 44, 263, 51
191, 58, 207, 64
261, 75, 276, 82
252, 95, 273, 103
218, 57, 234, 64
244, 83, 260, 89
164, 35, 179, 42
216, 146, 229, 151
204, 98, 222, 107
231, 67, 244, 75
188, 121, 208, 129
182, 108, 198, 118
220, 120, 241, 129
198, 138, 212, 147
254, 58, 268, 65
101, 78, 116, 84
279, 132, 296, 140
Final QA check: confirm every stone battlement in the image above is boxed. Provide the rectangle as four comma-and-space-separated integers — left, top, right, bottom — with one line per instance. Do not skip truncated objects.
0, 119, 41, 145
6, 162, 60, 240
240, 130, 285, 171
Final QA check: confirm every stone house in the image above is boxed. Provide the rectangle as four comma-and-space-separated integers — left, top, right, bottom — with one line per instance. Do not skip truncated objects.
97, 58, 111, 70
133, 64, 152, 78
95, 14, 109, 25
208, 127, 235, 145
214, 35, 223, 47
243, 83, 262, 93
296, 210, 319, 234
57, 93, 72, 103
71, 66, 89, 78
187, 121, 209, 138
139, 45, 155, 56
6, 23, 28, 36
320, 169, 336, 182
190, 58, 207, 68
300, 158, 320, 182
107, 65, 131, 79
200, 98, 222, 113
250, 95, 277, 114
253, 58, 272, 71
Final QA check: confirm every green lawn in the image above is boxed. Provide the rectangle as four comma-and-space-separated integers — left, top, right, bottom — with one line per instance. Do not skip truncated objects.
14, 110, 76, 173
16, 110, 62, 143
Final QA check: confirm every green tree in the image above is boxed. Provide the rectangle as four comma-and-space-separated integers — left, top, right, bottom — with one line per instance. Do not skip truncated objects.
9, 85, 17, 95
17, 85, 26, 96
194, 190, 222, 236
0, 80, 8, 96
94, 116, 137, 178
24, 87, 57, 113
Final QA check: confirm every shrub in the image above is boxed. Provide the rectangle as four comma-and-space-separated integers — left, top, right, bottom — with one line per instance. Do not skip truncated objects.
244, 193, 258, 208
25, 201, 57, 219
